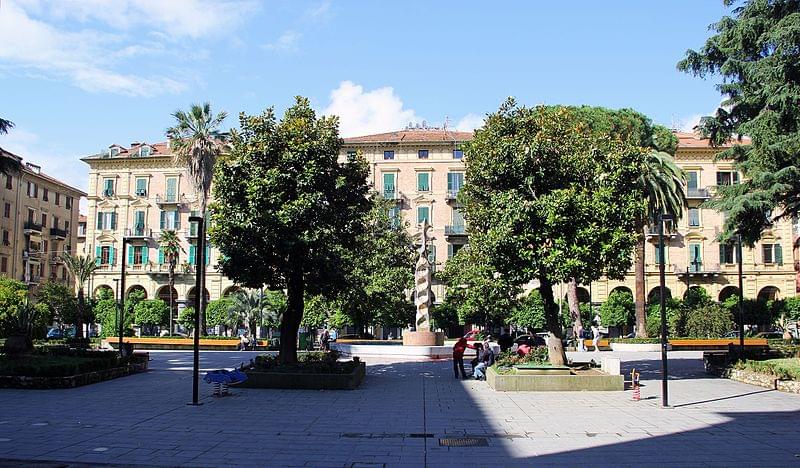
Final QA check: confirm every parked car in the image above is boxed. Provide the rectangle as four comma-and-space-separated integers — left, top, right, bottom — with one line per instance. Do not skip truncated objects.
755, 331, 785, 340
46, 327, 76, 340
722, 330, 740, 338
515, 334, 547, 347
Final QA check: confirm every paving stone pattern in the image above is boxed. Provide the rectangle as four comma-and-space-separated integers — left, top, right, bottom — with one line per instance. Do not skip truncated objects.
0, 350, 799, 467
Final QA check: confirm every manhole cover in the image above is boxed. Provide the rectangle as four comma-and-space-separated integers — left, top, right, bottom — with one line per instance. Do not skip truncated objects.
439, 437, 489, 447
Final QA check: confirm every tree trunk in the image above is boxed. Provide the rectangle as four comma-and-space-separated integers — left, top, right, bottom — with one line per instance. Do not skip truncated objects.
75, 287, 85, 339
279, 260, 304, 364
567, 278, 583, 340
539, 275, 567, 365
634, 231, 648, 337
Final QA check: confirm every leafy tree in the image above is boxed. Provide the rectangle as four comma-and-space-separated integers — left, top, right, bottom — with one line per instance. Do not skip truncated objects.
678, 0, 800, 245
462, 101, 649, 364
439, 244, 520, 328
685, 303, 733, 338
0, 118, 22, 176
62, 253, 99, 339
0, 117, 13, 134
210, 97, 370, 363
262, 290, 287, 331
178, 307, 195, 334
207, 298, 235, 334
599, 289, 635, 328
646, 298, 684, 337
301, 294, 334, 329
134, 300, 169, 335
0, 278, 29, 336
722, 296, 776, 329
633, 146, 685, 337
228, 290, 266, 337
166, 102, 227, 332
684, 287, 712, 310
508, 290, 545, 331
34, 280, 77, 328
95, 295, 122, 338
158, 230, 183, 334
334, 197, 415, 335
431, 300, 460, 334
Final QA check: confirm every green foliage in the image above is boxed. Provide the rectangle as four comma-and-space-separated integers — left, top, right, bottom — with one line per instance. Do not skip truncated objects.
33, 281, 77, 326
678, 1, 800, 244
0, 350, 125, 377
722, 296, 777, 327
780, 297, 800, 322
494, 348, 549, 368
646, 298, 684, 337
609, 337, 661, 344
207, 298, 235, 329
734, 359, 800, 382
95, 297, 124, 338
431, 301, 460, 332
684, 302, 733, 338
134, 300, 169, 331
598, 290, 635, 327
684, 287, 712, 309
261, 290, 287, 329
301, 294, 335, 328
253, 350, 358, 374
178, 307, 195, 332
0, 278, 28, 333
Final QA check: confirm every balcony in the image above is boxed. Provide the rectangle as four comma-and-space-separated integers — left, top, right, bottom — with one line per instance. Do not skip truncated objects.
674, 263, 721, 278
49, 255, 62, 265
445, 224, 467, 237
156, 194, 185, 206
135, 189, 147, 197
49, 227, 67, 239
126, 226, 153, 239
686, 188, 711, 200
381, 187, 402, 201
102, 188, 114, 198
445, 189, 460, 202
23, 221, 42, 235
645, 225, 677, 238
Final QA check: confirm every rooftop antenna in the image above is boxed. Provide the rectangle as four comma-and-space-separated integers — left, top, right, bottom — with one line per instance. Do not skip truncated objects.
443, 115, 450, 131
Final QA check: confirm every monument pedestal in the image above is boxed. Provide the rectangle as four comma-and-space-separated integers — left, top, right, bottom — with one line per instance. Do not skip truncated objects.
403, 331, 445, 346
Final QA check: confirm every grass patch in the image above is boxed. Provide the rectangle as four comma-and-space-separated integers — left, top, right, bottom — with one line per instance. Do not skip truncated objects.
734, 358, 800, 381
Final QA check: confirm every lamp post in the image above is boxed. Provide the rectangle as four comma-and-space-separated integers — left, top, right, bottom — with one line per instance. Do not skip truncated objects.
737, 234, 745, 355
119, 237, 128, 355
658, 213, 674, 408
112, 278, 120, 345
188, 216, 205, 406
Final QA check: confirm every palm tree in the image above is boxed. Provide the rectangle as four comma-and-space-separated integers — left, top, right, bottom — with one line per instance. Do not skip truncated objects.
0, 117, 22, 176
0, 118, 13, 134
633, 151, 686, 337
159, 230, 183, 335
228, 290, 265, 342
166, 102, 227, 333
63, 253, 99, 339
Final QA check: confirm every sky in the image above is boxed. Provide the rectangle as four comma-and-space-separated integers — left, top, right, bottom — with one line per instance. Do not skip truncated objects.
0, 0, 733, 207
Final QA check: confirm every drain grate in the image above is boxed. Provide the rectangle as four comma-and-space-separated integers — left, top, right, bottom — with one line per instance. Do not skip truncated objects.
439, 437, 489, 447
408, 433, 434, 438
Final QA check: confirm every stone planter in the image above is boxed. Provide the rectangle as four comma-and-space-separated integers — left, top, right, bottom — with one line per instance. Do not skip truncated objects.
486, 366, 623, 392
705, 363, 800, 394
239, 361, 366, 390
610, 342, 669, 352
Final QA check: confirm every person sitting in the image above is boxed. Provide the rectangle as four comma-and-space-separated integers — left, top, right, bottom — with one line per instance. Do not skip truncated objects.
473, 343, 494, 381
470, 342, 484, 374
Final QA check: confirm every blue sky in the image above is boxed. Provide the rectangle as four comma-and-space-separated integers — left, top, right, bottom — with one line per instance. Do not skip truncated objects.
0, 0, 731, 203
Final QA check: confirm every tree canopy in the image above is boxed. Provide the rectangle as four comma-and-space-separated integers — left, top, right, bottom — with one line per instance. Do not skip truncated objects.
678, 0, 800, 244
210, 96, 370, 362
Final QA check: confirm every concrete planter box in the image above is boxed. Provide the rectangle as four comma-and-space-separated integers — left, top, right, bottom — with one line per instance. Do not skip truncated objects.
486, 366, 623, 392
611, 342, 670, 352
0, 362, 146, 389
705, 363, 800, 394
240, 361, 366, 390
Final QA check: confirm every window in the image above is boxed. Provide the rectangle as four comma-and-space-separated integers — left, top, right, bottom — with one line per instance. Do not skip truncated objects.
383, 150, 395, 160
447, 172, 464, 197
96, 211, 117, 231
188, 244, 211, 265
5, 175, 11, 190
346, 150, 357, 162
1, 257, 6, 273
762, 243, 783, 265
453, 149, 464, 160
2, 230, 8, 246
160, 210, 180, 230
27, 181, 37, 198
688, 243, 702, 272
41, 213, 47, 229
382, 173, 396, 198
103, 178, 114, 197
686, 171, 699, 191
54, 193, 60, 206
448, 243, 464, 259
65, 196, 72, 210
418, 149, 429, 159
451, 207, 465, 229
688, 208, 700, 227
417, 206, 430, 225
719, 243, 737, 264
417, 172, 430, 192
110, 147, 119, 157
165, 177, 178, 202
135, 178, 148, 197
27, 208, 34, 223
64, 221, 69, 233
133, 211, 145, 234
3, 203, 9, 218
97, 245, 114, 265
129, 245, 149, 265
716, 171, 740, 186
140, 146, 151, 157
427, 245, 436, 269
42, 188, 48, 202
42, 240, 48, 256
53, 216, 59, 230
388, 206, 401, 227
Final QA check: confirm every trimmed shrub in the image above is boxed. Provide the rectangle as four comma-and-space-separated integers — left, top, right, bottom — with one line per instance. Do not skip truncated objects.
684, 303, 733, 338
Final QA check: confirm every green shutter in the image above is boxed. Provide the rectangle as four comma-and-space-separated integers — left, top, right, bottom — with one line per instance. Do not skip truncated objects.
95, 246, 101, 265
190, 211, 198, 236
158, 247, 164, 265
135, 211, 145, 228
775, 244, 783, 265
205, 245, 211, 265
719, 244, 725, 264
166, 178, 177, 201
97, 213, 103, 230
448, 243, 454, 259
136, 178, 146, 193
417, 173, 429, 191
160, 211, 166, 229
109, 246, 115, 265
174, 211, 181, 230
189, 245, 196, 265
142, 246, 149, 263
127, 245, 134, 265
110, 212, 117, 230
417, 207, 429, 224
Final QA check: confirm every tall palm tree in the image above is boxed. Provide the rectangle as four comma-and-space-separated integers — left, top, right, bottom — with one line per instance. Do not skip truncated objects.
63, 253, 99, 339
0, 118, 13, 134
159, 230, 183, 335
634, 151, 686, 337
228, 290, 265, 341
0, 117, 22, 176
166, 102, 227, 333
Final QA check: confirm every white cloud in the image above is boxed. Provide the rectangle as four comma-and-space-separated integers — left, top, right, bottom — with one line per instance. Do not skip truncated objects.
0, 0, 256, 96
307, 1, 332, 20
675, 114, 703, 133
455, 113, 484, 132
322, 81, 423, 137
262, 30, 302, 53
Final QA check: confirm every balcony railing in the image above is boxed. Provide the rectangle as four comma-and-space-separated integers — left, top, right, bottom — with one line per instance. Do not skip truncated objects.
645, 225, 677, 237
382, 189, 402, 201
445, 224, 467, 236
126, 226, 153, 238
674, 263, 721, 276
23, 221, 42, 234
49, 227, 68, 239
156, 194, 184, 205
446, 189, 460, 201
102, 188, 114, 197
686, 188, 710, 199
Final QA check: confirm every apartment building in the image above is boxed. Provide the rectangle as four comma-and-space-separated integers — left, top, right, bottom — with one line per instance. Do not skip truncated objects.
340, 128, 796, 306
81, 142, 238, 317
0, 148, 85, 287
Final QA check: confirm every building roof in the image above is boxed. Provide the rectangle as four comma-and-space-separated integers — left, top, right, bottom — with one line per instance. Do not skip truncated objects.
674, 131, 750, 149
0, 147, 86, 196
343, 129, 474, 144
82, 141, 172, 160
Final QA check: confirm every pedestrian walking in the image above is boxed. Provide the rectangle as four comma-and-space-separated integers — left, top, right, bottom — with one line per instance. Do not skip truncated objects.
591, 321, 601, 353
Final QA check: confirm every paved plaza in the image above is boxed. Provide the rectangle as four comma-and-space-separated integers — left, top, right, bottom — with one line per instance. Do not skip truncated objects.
0, 350, 799, 467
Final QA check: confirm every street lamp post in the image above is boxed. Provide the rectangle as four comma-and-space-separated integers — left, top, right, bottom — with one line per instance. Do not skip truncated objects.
112, 278, 120, 344
188, 216, 206, 406
119, 237, 128, 355
737, 234, 745, 355
658, 213, 674, 408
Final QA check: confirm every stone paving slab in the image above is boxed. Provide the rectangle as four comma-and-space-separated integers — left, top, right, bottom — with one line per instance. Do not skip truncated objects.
0, 350, 798, 467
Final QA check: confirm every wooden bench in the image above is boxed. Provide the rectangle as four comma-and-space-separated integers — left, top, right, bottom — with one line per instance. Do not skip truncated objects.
582, 339, 612, 350
669, 338, 768, 350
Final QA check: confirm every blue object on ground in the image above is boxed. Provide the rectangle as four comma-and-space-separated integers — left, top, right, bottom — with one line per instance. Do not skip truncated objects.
203, 369, 248, 385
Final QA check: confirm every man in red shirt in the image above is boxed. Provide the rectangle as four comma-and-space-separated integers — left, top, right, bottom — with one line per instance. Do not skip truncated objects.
453, 335, 478, 379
